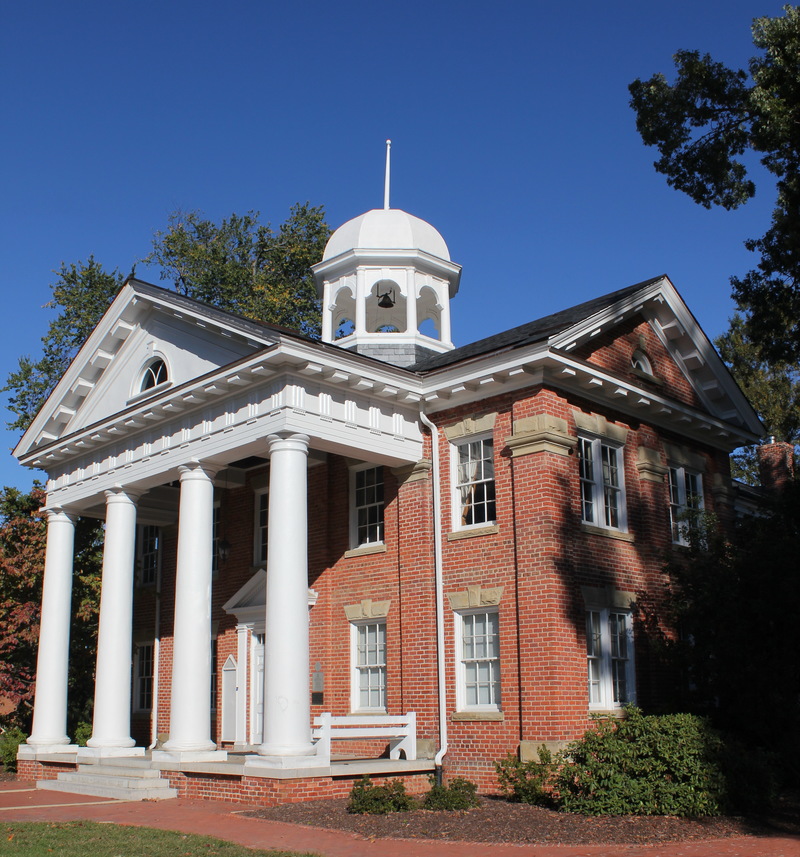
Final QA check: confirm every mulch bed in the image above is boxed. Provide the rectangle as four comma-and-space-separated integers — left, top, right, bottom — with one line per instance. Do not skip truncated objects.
247, 793, 800, 846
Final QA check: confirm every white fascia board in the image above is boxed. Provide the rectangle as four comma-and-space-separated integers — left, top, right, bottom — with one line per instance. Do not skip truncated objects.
14, 282, 279, 461
544, 353, 761, 450
549, 277, 763, 439
418, 342, 550, 411
312, 248, 462, 296
14, 282, 140, 460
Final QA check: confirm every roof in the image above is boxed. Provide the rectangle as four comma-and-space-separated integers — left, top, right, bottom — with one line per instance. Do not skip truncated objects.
410, 278, 663, 372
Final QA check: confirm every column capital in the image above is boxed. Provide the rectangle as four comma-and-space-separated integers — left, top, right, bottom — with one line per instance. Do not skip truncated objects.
178, 459, 222, 483
104, 486, 144, 505
267, 433, 310, 455
43, 507, 78, 525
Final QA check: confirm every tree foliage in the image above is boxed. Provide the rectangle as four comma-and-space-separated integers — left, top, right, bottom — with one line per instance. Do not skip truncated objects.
663, 492, 800, 767
0, 485, 102, 732
145, 202, 329, 337
629, 6, 800, 362
715, 314, 800, 482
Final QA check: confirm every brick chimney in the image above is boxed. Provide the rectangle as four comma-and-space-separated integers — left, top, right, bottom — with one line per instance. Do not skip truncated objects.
756, 439, 795, 492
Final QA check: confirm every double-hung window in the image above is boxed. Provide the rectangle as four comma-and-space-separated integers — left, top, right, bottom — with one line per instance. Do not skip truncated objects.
351, 466, 384, 548
254, 488, 269, 564
352, 620, 386, 711
456, 609, 501, 711
578, 436, 626, 530
136, 525, 160, 586
586, 608, 635, 710
454, 437, 496, 528
134, 642, 154, 711
668, 466, 703, 545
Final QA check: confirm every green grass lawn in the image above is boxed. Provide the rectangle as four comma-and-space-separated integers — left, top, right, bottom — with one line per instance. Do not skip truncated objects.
2, 821, 320, 857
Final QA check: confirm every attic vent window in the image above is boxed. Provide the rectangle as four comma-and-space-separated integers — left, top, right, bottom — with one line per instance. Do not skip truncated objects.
141, 359, 168, 392
631, 350, 652, 375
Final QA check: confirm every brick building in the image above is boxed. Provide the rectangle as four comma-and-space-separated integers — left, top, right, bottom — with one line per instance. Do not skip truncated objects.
14, 199, 764, 801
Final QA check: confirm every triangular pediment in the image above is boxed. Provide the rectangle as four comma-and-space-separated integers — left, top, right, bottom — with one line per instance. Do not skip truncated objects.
546, 276, 764, 441
14, 280, 279, 459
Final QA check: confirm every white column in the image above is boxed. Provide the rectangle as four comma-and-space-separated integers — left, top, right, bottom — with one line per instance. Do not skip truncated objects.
321, 281, 333, 343
355, 269, 367, 335
257, 433, 314, 756
86, 487, 141, 752
439, 282, 452, 346
235, 623, 251, 747
27, 508, 76, 748
163, 461, 219, 754
405, 268, 417, 335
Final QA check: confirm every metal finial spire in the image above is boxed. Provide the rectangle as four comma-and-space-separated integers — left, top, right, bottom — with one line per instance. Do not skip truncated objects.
383, 139, 391, 210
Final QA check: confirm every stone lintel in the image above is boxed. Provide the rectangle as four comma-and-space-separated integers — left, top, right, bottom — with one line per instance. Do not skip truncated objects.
448, 585, 504, 610
506, 415, 576, 457
344, 598, 392, 621
636, 446, 669, 482
391, 458, 432, 484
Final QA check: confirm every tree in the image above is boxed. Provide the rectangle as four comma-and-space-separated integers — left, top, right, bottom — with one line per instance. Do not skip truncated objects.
663, 489, 800, 767
145, 202, 330, 337
629, 6, 800, 362
715, 314, 800, 483
3, 258, 125, 433
0, 485, 102, 732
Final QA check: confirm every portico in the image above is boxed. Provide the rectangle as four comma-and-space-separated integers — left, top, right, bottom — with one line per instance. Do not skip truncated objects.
15, 278, 427, 768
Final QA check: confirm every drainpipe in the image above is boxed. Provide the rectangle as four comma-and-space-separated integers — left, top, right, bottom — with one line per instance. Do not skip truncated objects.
419, 407, 447, 785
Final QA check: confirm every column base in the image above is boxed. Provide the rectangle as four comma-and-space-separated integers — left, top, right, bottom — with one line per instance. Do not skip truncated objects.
152, 749, 229, 763
244, 753, 328, 772
255, 741, 316, 757
18, 742, 79, 758
77, 746, 146, 759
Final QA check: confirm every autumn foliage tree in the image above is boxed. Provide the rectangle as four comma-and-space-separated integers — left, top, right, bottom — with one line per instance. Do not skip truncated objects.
0, 485, 102, 733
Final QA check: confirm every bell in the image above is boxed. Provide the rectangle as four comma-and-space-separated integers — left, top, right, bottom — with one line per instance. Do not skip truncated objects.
377, 290, 395, 309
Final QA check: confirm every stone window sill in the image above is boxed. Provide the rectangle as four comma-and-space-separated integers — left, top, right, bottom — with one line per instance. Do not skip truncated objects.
580, 523, 634, 543
451, 710, 505, 722
447, 525, 499, 542
344, 543, 388, 558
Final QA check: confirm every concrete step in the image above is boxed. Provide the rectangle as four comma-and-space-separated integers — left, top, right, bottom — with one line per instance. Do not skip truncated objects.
37, 760, 178, 801
58, 771, 172, 790
75, 762, 163, 778
38, 778, 178, 801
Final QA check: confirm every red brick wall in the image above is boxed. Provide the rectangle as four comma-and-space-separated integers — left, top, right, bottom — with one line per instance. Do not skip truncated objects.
128, 327, 735, 794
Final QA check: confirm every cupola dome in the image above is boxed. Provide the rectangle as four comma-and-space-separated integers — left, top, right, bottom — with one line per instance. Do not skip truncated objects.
322, 208, 451, 262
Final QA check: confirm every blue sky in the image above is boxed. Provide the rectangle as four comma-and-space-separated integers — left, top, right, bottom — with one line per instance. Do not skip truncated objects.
1, 0, 786, 490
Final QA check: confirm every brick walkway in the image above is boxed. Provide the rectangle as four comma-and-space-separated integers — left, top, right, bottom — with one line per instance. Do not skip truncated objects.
1, 780, 799, 857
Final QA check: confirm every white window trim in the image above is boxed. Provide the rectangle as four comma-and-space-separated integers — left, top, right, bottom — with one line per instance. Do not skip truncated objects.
253, 487, 269, 566
212, 499, 221, 578
454, 607, 501, 713
136, 524, 161, 586
134, 641, 155, 712
668, 465, 704, 545
578, 434, 627, 532
350, 619, 387, 712
349, 464, 385, 550
586, 607, 635, 711
450, 432, 497, 532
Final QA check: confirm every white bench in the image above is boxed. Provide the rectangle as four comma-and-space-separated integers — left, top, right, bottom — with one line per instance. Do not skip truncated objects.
313, 712, 417, 764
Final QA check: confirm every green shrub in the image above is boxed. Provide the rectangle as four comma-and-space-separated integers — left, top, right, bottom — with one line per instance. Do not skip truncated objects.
555, 707, 728, 816
495, 746, 555, 807
73, 721, 92, 747
347, 776, 414, 814
0, 727, 27, 772
422, 776, 480, 810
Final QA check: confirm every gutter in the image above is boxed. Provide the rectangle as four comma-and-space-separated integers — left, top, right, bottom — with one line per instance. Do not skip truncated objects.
418, 406, 448, 784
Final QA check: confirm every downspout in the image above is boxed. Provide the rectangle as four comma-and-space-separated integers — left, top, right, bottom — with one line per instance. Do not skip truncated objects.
148, 534, 163, 750
419, 406, 447, 785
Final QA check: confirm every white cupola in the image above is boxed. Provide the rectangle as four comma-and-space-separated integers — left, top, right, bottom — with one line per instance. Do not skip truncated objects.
311, 142, 461, 367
